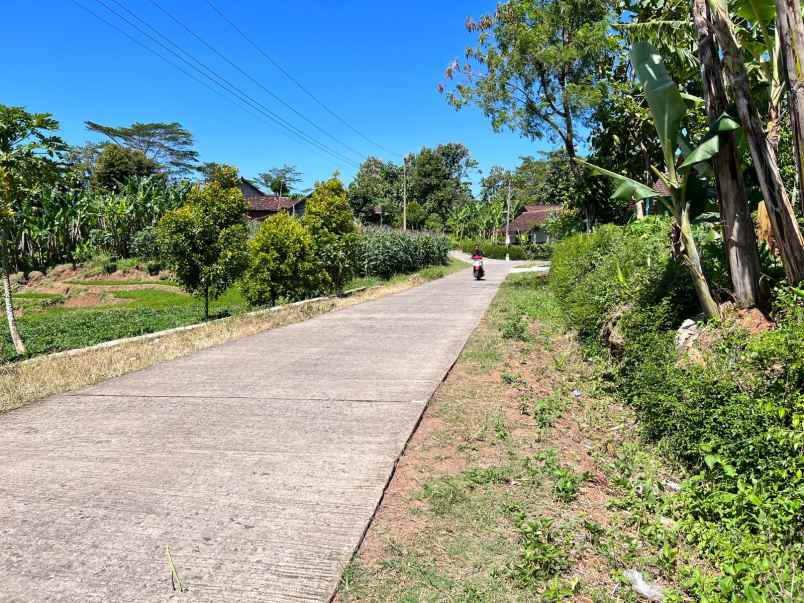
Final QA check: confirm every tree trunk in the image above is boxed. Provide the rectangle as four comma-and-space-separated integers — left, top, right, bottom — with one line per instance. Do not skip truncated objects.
677, 197, 721, 319
776, 0, 804, 210
693, 0, 764, 307
709, 1, 804, 284
1, 237, 26, 356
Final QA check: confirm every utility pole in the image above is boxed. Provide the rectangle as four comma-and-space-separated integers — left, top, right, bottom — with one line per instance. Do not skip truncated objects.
402, 155, 408, 232
505, 175, 512, 262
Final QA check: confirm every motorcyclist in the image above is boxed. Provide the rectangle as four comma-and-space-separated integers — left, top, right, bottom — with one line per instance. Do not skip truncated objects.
471, 247, 485, 280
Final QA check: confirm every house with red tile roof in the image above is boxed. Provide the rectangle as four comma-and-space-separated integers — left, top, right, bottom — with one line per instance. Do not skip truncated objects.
505, 204, 562, 243
237, 178, 306, 221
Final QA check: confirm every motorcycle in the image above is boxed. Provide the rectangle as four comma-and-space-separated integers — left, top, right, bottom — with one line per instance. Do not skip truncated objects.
472, 258, 485, 280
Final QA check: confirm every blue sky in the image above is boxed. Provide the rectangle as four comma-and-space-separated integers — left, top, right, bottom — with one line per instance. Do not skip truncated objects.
2, 0, 555, 192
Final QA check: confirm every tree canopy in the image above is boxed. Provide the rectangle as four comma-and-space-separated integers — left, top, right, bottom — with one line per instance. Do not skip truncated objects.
257, 164, 303, 196
85, 121, 199, 176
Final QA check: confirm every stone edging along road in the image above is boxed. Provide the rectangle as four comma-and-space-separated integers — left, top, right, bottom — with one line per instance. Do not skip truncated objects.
0, 261, 510, 601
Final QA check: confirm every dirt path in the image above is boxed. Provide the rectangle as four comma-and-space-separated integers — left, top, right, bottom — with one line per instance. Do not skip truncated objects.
0, 261, 510, 602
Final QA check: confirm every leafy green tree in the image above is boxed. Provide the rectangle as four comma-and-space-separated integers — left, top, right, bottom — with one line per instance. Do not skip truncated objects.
303, 177, 358, 292
156, 180, 249, 319
408, 143, 475, 222
348, 157, 402, 223
444, 0, 613, 158
0, 105, 66, 356
241, 213, 323, 306
257, 164, 302, 196
443, 0, 614, 226
198, 163, 240, 189
91, 144, 159, 191
404, 201, 427, 230
86, 121, 199, 176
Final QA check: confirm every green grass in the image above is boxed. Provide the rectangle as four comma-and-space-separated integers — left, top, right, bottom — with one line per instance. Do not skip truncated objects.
0, 285, 248, 361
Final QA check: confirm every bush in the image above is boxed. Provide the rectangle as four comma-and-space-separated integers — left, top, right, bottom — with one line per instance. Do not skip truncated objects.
458, 239, 528, 260
303, 177, 358, 292
131, 226, 157, 260
156, 180, 249, 318
102, 258, 118, 274
355, 228, 449, 279
549, 219, 803, 598
145, 260, 162, 276
240, 212, 325, 306
457, 239, 553, 261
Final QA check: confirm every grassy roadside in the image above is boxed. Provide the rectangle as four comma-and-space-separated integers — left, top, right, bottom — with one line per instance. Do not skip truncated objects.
0, 259, 467, 416
337, 273, 715, 602
1, 259, 466, 362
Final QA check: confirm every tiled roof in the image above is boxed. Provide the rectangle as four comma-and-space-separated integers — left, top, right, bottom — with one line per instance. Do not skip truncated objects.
508, 204, 562, 233
245, 195, 303, 212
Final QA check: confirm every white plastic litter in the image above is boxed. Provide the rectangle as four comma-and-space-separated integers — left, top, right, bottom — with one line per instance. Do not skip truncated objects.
623, 569, 664, 601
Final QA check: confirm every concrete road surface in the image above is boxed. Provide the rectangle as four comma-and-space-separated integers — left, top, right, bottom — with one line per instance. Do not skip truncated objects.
0, 261, 509, 602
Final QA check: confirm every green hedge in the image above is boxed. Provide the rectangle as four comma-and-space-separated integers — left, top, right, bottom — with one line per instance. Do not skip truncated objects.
457, 239, 553, 260
550, 218, 802, 600
355, 228, 450, 279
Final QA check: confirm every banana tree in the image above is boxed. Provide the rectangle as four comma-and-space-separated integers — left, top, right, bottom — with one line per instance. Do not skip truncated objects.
0, 106, 64, 357
578, 42, 728, 319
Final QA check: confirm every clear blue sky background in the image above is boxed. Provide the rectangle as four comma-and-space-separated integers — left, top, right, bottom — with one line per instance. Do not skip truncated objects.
2, 0, 555, 193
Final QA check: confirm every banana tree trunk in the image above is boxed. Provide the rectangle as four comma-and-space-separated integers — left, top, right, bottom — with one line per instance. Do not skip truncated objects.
776, 0, 804, 210
693, 0, 764, 307
1, 236, 26, 356
676, 197, 721, 319
709, 1, 804, 284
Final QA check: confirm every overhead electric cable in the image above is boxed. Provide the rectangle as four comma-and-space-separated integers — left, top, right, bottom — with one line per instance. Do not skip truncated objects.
75, 0, 360, 168
97, 0, 359, 168
206, 0, 402, 159
145, 0, 366, 162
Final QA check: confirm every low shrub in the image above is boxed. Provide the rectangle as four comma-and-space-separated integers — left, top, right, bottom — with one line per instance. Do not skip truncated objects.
131, 226, 157, 260
458, 239, 528, 260
145, 260, 162, 276
549, 218, 803, 599
458, 239, 554, 260
241, 212, 325, 306
102, 258, 118, 274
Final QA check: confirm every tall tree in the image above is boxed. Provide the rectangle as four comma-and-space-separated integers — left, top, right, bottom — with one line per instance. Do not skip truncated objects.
776, 0, 804, 211
257, 165, 303, 196
408, 143, 476, 223
0, 106, 65, 356
347, 157, 402, 223
443, 0, 615, 225
693, 0, 763, 307
708, 0, 804, 284
86, 121, 199, 176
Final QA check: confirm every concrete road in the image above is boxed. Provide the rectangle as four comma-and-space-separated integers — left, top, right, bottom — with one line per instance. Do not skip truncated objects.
0, 261, 509, 602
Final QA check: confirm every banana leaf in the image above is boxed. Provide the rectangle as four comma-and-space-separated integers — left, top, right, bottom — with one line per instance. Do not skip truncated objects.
575, 158, 660, 201
630, 41, 686, 170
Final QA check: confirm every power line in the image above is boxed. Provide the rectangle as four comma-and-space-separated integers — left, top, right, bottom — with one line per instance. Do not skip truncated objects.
97, 0, 359, 168
206, 0, 402, 160
75, 0, 360, 169
70, 0, 266, 123
146, 0, 366, 162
